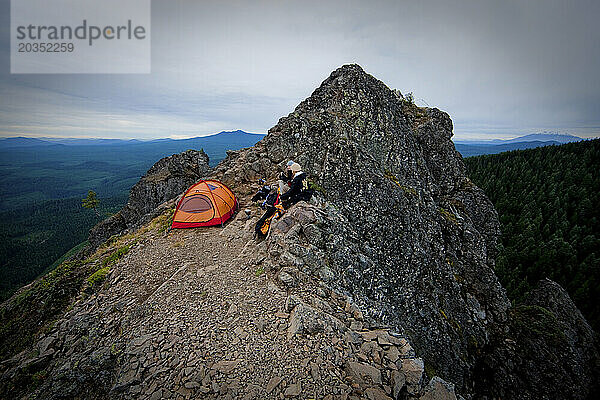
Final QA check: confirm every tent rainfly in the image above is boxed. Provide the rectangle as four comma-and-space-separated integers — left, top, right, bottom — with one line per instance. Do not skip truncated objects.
171, 180, 238, 228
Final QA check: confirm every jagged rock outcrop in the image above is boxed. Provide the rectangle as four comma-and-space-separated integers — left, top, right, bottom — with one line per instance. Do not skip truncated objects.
89, 149, 210, 247
474, 278, 600, 399
214, 64, 509, 389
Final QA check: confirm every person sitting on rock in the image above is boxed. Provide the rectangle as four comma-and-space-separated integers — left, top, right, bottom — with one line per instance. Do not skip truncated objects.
280, 162, 312, 208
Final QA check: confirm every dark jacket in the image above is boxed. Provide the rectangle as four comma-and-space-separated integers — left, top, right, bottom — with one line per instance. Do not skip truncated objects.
280, 171, 307, 203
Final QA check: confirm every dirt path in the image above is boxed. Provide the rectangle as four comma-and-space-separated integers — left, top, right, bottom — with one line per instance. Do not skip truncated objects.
83, 208, 350, 399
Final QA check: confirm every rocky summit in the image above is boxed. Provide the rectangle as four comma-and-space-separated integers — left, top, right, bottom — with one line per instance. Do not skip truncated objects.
1, 64, 598, 400
215, 64, 509, 388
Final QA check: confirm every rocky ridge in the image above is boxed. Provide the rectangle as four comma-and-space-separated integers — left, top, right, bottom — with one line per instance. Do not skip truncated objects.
474, 278, 600, 399
1, 202, 458, 399
0, 150, 210, 366
1, 64, 598, 399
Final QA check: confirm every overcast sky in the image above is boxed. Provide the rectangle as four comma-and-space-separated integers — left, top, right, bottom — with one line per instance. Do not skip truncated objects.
1, 0, 599, 140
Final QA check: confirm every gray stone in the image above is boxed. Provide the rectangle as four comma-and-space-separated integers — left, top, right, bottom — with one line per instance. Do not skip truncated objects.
184, 381, 201, 389
344, 330, 362, 345
287, 302, 346, 338
364, 387, 393, 400
401, 358, 424, 395
349, 321, 363, 331
391, 370, 406, 399
255, 319, 266, 332
310, 362, 320, 381
266, 376, 282, 393
285, 295, 303, 313
37, 336, 56, 355
278, 271, 296, 288
212, 360, 240, 374
345, 361, 382, 386
420, 376, 457, 400
385, 346, 400, 363
284, 382, 301, 397
149, 389, 163, 400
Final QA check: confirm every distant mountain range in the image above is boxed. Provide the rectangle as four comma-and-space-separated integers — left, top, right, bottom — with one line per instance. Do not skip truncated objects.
0, 130, 264, 150
0, 130, 265, 211
454, 133, 585, 157
1, 131, 590, 160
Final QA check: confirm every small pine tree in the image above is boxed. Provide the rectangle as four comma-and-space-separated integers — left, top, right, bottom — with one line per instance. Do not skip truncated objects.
82, 190, 100, 218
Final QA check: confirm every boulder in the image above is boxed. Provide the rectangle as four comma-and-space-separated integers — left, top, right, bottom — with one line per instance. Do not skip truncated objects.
401, 358, 424, 395
365, 387, 394, 400
287, 301, 346, 338
345, 361, 382, 386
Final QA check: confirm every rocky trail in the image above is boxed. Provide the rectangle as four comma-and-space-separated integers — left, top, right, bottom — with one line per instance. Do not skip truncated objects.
2, 196, 453, 399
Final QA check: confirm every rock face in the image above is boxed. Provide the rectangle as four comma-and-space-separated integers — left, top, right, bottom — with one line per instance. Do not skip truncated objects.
215, 64, 509, 388
89, 149, 210, 247
474, 278, 600, 399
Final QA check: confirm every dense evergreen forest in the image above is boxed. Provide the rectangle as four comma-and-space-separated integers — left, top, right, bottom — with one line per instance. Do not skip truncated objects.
0, 196, 125, 301
465, 139, 600, 331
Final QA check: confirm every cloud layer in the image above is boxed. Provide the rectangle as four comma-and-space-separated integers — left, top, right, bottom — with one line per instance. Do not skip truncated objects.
1, 0, 599, 140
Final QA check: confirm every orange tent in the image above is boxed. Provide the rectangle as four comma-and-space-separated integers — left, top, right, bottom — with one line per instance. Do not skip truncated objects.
171, 180, 238, 228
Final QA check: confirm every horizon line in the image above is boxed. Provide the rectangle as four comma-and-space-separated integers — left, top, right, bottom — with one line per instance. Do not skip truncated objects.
0, 130, 268, 141
1, 131, 599, 142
